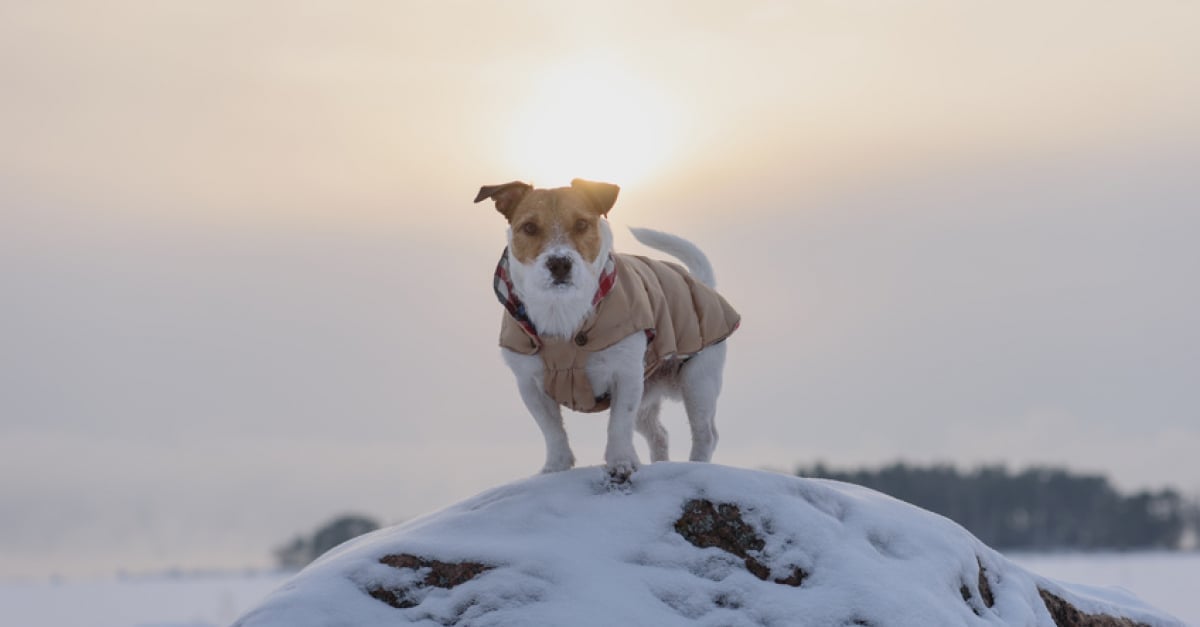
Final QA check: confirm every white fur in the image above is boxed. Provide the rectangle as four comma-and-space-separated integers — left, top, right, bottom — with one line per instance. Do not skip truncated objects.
628, 226, 716, 288
501, 222, 729, 482
506, 221, 613, 339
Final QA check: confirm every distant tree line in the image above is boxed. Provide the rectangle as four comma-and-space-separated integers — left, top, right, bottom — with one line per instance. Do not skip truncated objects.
276, 514, 381, 569
796, 463, 1194, 551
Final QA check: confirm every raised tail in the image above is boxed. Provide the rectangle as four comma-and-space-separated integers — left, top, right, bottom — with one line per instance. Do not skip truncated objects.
628, 226, 717, 288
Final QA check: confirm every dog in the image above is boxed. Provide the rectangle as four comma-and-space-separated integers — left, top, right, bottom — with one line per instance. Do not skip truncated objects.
475, 178, 740, 483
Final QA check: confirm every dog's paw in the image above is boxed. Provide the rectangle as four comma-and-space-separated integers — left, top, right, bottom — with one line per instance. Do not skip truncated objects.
605, 458, 639, 484
540, 452, 576, 474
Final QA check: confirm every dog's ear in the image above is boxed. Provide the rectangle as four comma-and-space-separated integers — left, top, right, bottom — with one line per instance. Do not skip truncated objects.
474, 181, 532, 221
571, 178, 620, 217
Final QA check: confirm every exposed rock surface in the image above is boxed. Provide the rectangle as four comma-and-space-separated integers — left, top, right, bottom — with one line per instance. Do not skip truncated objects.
368, 554, 493, 609
1040, 589, 1152, 627
675, 498, 807, 586
234, 463, 1181, 627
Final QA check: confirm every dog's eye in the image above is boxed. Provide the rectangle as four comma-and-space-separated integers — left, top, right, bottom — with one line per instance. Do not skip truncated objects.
521, 222, 539, 236
575, 219, 589, 233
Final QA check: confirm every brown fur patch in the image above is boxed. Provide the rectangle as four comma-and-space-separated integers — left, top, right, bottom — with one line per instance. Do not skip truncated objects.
508, 187, 606, 265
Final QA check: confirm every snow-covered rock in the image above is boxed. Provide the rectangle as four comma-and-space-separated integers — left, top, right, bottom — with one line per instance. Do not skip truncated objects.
234, 463, 1182, 626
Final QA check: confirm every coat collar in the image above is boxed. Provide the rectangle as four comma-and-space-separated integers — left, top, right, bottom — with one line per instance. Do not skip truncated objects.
494, 248, 617, 341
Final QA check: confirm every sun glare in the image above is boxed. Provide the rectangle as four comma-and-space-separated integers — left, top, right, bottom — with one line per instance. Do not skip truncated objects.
506, 56, 679, 187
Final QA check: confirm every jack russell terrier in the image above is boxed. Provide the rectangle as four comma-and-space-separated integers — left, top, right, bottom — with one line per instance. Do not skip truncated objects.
475, 179, 740, 483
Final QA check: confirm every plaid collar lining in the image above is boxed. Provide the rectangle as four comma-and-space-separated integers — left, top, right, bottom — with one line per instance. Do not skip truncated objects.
494, 248, 617, 342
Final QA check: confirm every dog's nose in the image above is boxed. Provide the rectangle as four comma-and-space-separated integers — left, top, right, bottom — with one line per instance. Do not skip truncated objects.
546, 255, 573, 283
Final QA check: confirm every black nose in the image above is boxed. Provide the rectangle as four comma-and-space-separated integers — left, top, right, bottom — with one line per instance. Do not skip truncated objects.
546, 255, 573, 283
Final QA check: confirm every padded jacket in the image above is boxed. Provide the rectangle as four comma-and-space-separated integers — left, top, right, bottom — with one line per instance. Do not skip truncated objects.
499, 253, 740, 413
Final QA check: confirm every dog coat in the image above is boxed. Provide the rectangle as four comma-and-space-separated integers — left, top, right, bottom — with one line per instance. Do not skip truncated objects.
496, 251, 741, 413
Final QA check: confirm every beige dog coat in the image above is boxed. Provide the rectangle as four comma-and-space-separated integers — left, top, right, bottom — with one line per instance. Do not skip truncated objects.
497, 252, 740, 413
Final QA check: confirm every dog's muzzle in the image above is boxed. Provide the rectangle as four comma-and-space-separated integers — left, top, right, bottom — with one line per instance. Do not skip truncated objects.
546, 255, 573, 285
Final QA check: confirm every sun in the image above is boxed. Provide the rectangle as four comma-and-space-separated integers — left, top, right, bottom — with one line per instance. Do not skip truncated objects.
505, 56, 679, 187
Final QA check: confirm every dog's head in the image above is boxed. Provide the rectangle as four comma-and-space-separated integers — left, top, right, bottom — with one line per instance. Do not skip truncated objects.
476, 178, 618, 287
476, 178, 620, 336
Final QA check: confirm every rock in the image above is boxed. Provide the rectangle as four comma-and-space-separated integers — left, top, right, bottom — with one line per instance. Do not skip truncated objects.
1039, 589, 1152, 627
367, 554, 493, 609
674, 498, 806, 586
234, 463, 1182, 627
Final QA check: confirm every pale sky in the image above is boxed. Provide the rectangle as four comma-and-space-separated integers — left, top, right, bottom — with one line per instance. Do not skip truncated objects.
2, 1, 1198, 578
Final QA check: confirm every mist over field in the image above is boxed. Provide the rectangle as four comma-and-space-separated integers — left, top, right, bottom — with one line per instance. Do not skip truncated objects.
2, 0, 1198, 587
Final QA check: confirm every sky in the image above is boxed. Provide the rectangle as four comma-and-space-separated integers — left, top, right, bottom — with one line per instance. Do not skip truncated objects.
1, 1, 1198, 579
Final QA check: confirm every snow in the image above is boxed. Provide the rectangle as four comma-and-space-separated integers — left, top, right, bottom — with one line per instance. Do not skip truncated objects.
3, 466, 1195, 627
4, 558, 1195, 627
231, 463, 1183, 626
1009, 552, 1200, 626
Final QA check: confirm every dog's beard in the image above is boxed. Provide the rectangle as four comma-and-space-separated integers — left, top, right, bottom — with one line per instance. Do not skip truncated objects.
506, 221, 612, 339
512, 248, 599, 339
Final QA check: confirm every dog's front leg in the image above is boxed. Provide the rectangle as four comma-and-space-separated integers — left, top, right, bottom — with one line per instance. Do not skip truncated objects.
505, 350, 575, 473
518, 377, 575, 473
590, 333, 649, 483
604, 370, 644, 483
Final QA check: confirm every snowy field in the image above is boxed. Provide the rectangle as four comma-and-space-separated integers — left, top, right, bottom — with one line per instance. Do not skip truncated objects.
1008, 551, 1200, 625
0, 571, 290, 627
1, 552, 1195, 626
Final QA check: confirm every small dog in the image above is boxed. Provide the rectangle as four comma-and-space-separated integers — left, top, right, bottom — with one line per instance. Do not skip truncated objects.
475, 179, 740, 482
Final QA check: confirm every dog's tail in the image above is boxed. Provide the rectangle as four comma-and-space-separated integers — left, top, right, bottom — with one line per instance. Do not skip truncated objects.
628, 227, 717, 288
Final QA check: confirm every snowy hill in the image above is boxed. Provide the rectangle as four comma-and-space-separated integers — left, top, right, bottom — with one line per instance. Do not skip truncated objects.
234, 463, 1182, 627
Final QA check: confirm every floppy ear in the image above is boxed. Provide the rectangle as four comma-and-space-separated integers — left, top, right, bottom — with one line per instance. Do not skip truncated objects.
474, 181, 532, 221
570, 178, 620, 216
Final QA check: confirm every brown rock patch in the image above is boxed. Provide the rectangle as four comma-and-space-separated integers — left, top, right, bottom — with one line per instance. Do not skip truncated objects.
674, 499, 808, 587
367, 586, 417, 609
366, 553, 493, 609
1039, 589, 1151, 627
773, 565, 808, 587
977, 558, 994, 608
961, 556, 996, 616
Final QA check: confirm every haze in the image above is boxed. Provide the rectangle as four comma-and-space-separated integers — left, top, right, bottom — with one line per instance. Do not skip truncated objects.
2, 1, 1198, 578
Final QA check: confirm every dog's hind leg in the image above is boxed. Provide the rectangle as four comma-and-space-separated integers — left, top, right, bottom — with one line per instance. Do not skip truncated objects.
635, 398, 669, 462
680, 343, 727, 462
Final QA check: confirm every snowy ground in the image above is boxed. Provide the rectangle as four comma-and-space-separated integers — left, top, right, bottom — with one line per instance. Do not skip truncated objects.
1008, 551, 1199, 626
3, 553, 1196, 627
0, 571, 290, 627
3, 537, 1196, 626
